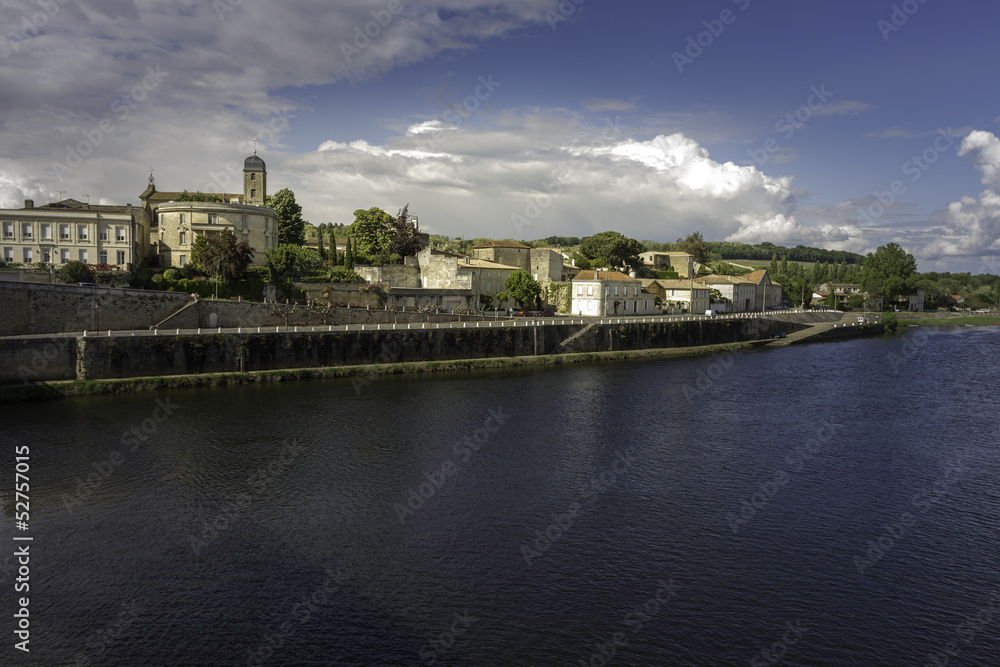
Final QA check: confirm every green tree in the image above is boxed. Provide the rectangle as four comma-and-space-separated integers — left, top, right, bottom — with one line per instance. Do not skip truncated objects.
175, 190, 222, 202
675, 231, 712, 265
270, 188, 306, 246
317, 228, 327, 261
345, 237, 354, 269
570, 253, 592, 271
387, 204, 423, 258
349, 207, 394, 262
847, 293, 866, 309
479, 294, 494, 309
769, 253, 779, 276
780, 256, 788, 275
579, 231, 645, 272
191, 229, 255, 283
500, 270, 542, 307
59, 260, 92, 283
265, 244, 323, 282
881, 312, 899, 333
859, 243, 917, 310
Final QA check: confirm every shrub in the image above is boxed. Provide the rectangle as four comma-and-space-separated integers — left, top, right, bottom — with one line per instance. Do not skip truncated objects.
882, 312, 899, 333
328, 266, 365, 283
163, 268, 180, 281
58, 260, 93, 283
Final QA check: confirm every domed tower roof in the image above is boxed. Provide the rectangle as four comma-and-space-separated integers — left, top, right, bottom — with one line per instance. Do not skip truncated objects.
244, 154, 266, 172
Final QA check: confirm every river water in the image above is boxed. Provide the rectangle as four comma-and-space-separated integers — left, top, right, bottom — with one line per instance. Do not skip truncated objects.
4, 325, 1000, 666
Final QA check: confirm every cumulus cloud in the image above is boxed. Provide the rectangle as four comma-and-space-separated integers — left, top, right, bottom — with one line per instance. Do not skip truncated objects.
920, 131, 1000, 259
0, 0, 564, 207
284, 111, 805, 242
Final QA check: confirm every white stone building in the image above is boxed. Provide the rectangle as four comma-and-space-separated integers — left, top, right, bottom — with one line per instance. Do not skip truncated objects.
571, 270, 657, 316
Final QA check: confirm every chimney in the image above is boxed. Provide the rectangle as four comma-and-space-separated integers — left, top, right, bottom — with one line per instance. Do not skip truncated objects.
24, 199, 33, 209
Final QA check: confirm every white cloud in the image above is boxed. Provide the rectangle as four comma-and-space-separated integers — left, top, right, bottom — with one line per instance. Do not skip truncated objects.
920, 131, 1000, 259
810, 100, 871, 117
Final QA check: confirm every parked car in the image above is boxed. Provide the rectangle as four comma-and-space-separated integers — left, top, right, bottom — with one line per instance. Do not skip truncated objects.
772, 331, 787, 339
857, 316, 868, 324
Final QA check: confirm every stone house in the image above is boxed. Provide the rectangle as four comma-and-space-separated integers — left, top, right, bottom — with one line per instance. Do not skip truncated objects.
695, 274, 757, 312
142, 154, 278, 268
2, 199, 137, 270
571, 270, 657, 316
641, 279, 710, 314
639, 251, 695, 277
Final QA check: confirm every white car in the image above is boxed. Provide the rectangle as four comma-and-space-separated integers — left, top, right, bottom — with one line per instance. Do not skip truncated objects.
857, 316, 867, 324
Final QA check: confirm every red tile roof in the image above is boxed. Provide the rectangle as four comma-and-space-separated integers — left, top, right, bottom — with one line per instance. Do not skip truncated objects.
472, 240, 530, 249
572, 270, 638, 281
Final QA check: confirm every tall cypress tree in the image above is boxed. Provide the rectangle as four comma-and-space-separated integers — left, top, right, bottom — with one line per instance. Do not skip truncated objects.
345, 237, 354, 270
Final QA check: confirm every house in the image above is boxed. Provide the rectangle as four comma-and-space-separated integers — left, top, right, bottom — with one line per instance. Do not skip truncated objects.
414, 247, 521, 309
571, 270, 657, 316
142, 154, 278, 268
743, 269, 783, 309
1, 199, 138, 271
472, 240, 531, 271
641, 279, 710, 314
907, 289, 925, 312
694, 274, 757, 312
639, 251, 695, 277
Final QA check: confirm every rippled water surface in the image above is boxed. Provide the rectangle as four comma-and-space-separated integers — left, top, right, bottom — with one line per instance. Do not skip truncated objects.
4, 325, 1000, 666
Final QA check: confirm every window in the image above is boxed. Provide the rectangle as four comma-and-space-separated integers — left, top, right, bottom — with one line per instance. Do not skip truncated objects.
116, 251, 125, 265
60, 224, 70, 240
61, 249, 69, 263
180, 232, 186, 245
116, 226, 126, 242
4, 247, 12, 261
242, 232, 248, 243
179, 214, 185, 225
78, 225, 88, 240
99, 226, 108, 241
2, 222, 12, 238
250, 172, 255, 181
208, 214, 217, 225
42, 249, 50, 263
41, 224, 51, 240
241, 215, 247, 227
486, 282, 492, 292
250, 189, 256, 199
22, 223, 32, 239
614, 286, 619, 296
79, 249, 88, 263
99, 251, 107, 264
577, 285, 583, 296
179, 255, 186, 267
587, 285, 593, 296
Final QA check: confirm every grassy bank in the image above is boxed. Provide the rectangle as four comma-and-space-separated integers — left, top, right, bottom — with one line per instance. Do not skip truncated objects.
0, 341, 759, 403
901, 316, 1000, 327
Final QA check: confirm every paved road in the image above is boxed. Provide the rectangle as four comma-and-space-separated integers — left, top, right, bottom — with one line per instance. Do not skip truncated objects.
0, 310, 813, 340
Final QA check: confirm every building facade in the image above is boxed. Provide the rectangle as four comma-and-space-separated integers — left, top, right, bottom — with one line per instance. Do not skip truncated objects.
571, 270, 657, 316
696, 274, 758, 312
1, 200, 137, 270
639, 251, 695, 277
472, 240, 531, 271
143, 154, 278, 268
641, 279, 710, 314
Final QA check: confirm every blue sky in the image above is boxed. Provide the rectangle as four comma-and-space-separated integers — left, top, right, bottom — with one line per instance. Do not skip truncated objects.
2, 0, 999, 272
